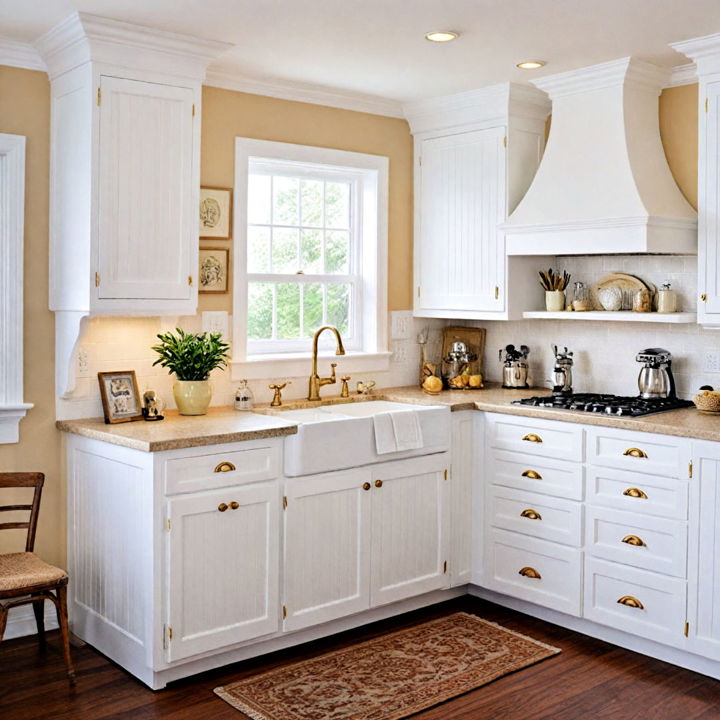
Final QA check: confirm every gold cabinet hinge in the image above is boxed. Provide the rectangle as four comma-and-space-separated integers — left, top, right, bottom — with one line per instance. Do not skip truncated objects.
706, 97, 709, 113
95, 272, 100, 287
684, 621, 689, 637
97, 87, 101, 106
192, 103, 196, 117
689, 461, 693, 479
163, 624, 172, 648
282, 605, 287, 619
188, 275, 193, 286
417, 286, 421, 298
283, 495, 288, 509
166, 518, 171, 531
168, 626, 173, 641
494, 285, 499, 300
443, 560, 448, 574
503, 135, 507, 148
444, 469, 448, 481
418, 156, 422, 166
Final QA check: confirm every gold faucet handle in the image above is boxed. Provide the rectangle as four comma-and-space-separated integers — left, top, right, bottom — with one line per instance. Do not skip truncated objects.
329, 362, 337, 382
269, 381, 290, 407
340, 375, 351, 398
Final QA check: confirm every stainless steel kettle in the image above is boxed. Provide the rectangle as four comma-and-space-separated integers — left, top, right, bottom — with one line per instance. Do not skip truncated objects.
636, 348, 676, 399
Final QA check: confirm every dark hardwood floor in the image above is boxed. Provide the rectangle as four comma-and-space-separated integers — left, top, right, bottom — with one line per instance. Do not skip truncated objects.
2, 597, 720, 720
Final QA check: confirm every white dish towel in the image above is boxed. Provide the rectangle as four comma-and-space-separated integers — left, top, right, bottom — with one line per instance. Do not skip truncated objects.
373, 411, 424, 454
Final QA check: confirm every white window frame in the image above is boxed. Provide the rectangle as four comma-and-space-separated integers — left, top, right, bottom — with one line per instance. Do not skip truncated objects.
0, 133, 33, 442
232, 138, 390, 379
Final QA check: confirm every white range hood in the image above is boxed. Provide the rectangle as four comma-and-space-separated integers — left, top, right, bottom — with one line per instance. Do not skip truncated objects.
504, 57, 697, 256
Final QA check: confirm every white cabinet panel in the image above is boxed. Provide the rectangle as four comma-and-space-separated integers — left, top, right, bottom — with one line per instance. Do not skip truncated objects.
97, 76, 195, 302
283, 470, 371, 632
450, 412, 474, 585
166, 484, 279, 662
416, 128, 506, 315
700, 81, 720, 323
370, 455, 449, 606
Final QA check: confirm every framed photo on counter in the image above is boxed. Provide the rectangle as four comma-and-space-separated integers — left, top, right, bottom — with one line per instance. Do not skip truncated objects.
98, 370, 143, 424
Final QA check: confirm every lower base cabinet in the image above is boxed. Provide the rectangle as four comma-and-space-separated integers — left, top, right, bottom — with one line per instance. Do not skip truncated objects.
283, 454, 450, 631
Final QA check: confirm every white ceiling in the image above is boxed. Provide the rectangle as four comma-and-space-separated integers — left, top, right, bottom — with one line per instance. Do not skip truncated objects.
0, 0, 717, 104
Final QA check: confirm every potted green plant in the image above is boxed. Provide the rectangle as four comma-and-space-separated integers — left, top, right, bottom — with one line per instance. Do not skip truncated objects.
151, 328, 230, 416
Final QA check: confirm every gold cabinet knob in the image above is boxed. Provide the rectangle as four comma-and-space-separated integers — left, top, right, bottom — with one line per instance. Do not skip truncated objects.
362, 482, 371, 491
214, 461, 236, 473
623, 447, 648, 459
522, 433, 543, 443
218, 503, 228, 512
229, 501, 239, 510
623, 487, 648, 499
522, 469, 542, 480
518, 566, 542, 579
617, 595, 644, 610
621, 534, 646, 547
374, 480, 383, 488
520, 508, 542, 520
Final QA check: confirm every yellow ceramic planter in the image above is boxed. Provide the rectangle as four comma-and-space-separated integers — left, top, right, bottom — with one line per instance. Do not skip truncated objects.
173, 380, 212, 416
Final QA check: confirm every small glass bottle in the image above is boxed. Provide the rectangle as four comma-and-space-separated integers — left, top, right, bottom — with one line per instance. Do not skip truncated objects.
657, 282, 677, 314
572, 281, 591, 311
234, 380, 254, 411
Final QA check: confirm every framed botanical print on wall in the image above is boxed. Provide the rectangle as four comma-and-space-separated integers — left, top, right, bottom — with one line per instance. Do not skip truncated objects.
199, 186, 232, 239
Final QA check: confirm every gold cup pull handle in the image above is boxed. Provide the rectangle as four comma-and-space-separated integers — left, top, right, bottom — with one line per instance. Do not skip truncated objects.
621, 534, 646, 547
215, 461, 236, 473
522, 470, 542, 480
520, 508, 542, 520
522, 433, 543, 443
617, 595, 644, 610
623, 487, 648, 499
362, 482, 371, 491
623, 447, 648, 459
218, 503, 228, 512
518, 566, 542, 579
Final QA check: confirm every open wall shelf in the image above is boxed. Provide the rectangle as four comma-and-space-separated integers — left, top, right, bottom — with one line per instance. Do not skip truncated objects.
522, 311, 697, 323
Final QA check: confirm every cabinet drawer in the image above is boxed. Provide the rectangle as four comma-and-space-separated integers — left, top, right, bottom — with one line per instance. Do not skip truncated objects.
586, 427, 689, 478
488, 486, 582, 546
489, 451, 584, 501
587, 467, 688, 520
584, 557, 686, 647
485, 529, 582, 616
585, 506, 687, 578
164, 444, 281, 495
487, 414, 583, 462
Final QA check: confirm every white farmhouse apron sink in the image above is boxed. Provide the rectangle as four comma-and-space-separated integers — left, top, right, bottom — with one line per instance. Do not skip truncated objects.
276, 401, 450, 476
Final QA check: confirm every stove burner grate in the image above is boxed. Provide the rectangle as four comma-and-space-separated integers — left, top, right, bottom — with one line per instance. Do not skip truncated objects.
512, 393, 694, 417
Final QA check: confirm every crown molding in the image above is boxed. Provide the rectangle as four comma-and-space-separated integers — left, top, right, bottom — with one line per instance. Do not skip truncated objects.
671, 33, 720, 76
35, 12, 232, 80
205, 66, 404, 118
667, 62, 698, 87
0, 36, 45, 71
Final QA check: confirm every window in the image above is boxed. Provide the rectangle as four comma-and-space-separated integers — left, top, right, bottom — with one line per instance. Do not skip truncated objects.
233, 139, 389, 375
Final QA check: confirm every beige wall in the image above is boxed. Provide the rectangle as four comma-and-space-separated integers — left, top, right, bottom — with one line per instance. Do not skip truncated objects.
199, 86, 414, 314
0, 65, 701, 569
0, 66, 61, 565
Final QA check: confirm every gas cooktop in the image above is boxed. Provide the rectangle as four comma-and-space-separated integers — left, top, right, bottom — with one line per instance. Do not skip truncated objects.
512, 393, 694, 417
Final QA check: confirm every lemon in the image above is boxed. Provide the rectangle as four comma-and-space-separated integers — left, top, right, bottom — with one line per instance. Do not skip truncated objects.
423, 376, 443, 393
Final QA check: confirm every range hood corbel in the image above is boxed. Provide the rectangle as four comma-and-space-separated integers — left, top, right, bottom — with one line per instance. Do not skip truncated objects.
503, 57, 697, 256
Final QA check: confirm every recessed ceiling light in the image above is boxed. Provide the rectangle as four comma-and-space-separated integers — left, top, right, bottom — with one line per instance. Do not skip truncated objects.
425, 31, 459, 43
516, 60, 546, 70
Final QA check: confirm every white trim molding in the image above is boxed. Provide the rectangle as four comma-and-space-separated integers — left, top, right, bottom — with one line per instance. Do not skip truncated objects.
667, 63, 698, 87
0, 35, 46, 71
0, 133, 33, 443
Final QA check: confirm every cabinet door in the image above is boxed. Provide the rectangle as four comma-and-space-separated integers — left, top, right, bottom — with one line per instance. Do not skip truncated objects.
700, 81, 720, 322
370, 455, 449, 606
450, 412, 474, 585
283, 470, 371, 631
687, 441, 720, 658
166, 484, 279, 662
416, 127, 506, 315
97, 76, 195, 301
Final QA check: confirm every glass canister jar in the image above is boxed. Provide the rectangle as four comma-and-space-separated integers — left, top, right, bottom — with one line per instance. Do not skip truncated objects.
234, 380, 254, 410
572, 282, 592, 311
657, 282, 677, 313
632, 288, 652, 313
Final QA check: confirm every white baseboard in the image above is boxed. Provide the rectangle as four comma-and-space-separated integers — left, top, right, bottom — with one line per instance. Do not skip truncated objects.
4, 602, 59, 640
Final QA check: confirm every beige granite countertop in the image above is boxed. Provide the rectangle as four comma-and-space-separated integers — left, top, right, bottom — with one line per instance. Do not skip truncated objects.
56, 407, 298, 452
57, 384, 720, 451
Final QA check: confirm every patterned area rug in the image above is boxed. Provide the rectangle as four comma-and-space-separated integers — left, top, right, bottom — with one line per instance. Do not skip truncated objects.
214, 612, 560, 720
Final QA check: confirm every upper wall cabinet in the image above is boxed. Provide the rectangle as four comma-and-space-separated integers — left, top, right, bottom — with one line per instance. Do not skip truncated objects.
37, 12, 230, 317
672, 34, 720, 327
404, 84, 551, 320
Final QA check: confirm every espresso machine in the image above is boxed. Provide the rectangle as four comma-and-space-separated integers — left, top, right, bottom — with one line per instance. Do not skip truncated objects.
636, 348, 677, 399
551, 345, 574, 396
500, 344, 530, 389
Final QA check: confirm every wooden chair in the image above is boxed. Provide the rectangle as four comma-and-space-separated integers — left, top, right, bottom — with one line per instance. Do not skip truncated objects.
0, 472, 75, 682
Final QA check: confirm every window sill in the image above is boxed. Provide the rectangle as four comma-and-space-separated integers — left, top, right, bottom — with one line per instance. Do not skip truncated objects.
231, 351, 392, 380
0, 403, 33, 444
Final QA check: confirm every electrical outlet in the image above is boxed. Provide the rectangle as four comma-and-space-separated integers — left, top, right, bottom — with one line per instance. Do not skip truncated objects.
704, 351, 720, 373
390, 311, 413, 340
392, 340, 408, 364
76, 347, 90, 377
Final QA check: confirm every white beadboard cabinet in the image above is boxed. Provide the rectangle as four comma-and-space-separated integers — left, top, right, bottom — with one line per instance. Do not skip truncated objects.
672, 35, 720, 326
36, 13, 230, 404
283, 453, 450, 631
404, 83, 552, 320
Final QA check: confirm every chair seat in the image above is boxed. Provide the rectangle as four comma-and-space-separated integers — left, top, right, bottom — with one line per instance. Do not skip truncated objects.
0, 552, 67, 592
